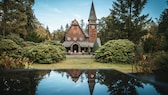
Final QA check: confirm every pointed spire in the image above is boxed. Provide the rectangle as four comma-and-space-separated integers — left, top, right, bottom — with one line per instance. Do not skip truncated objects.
88, 1, 97, 21
88, 70, 96, 95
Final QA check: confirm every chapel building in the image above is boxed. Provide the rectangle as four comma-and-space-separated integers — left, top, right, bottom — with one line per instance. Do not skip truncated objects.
62, 2, 101, 54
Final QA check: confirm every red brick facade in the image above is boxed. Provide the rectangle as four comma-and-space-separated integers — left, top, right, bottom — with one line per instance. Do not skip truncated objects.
89, 24, 97, 43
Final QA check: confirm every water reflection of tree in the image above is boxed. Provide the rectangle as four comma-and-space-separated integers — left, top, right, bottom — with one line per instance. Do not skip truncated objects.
154, 70, 168, 95
134, 71, 168, 95
97, 70, 143, 95
0, 70, 50, 95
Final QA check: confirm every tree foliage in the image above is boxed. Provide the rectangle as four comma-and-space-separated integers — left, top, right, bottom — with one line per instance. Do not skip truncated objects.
99, 0, 150, 44
0, 0, 36, 38
52, 30, 65, 42
158, 9, 168, 51
25, 31, 45, 43
92, 40, 99, 52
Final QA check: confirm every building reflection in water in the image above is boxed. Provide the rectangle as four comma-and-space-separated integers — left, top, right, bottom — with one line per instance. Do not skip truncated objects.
0, 69, 168, 95
67, 69, 96, 95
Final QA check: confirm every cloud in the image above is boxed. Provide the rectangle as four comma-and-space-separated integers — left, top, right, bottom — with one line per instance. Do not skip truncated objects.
72, 13, 82, 20
74, 83, 81, 88
53, 8, 62, 13
38, 3, 62, 13
73, 14, 81, 19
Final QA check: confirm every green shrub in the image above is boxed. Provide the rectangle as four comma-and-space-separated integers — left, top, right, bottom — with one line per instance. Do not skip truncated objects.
24, 44, 66, 64
24, 41, 38, 47
0, 39, 20, 52
95, 39, 135, 63
0, 53, 32, 70
6, 33, 26, 47
0, 39, 22, 58
44, 40, 62, 46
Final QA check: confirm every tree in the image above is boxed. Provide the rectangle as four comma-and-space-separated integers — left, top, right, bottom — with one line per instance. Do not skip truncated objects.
99, 0, 150, 44
158, 9, 168, 36
45, 26, 51, 40
65, 23, 69, 31
92, 40, 99, 52
80, 19, 85, 30
158, 3, 168, 51
51, 30, 65, 42
0, 0, 36, 38
60, 25, 64, 32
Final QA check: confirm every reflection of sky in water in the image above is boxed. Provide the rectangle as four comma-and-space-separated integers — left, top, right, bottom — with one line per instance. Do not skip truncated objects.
35, 70, 165, 95
36, 71, 109, 95
1, 69, 166, 95
136, 83, 160, 95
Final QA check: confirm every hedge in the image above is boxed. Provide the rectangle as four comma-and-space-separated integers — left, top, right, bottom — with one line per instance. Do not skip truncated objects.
95, 39, 135, 63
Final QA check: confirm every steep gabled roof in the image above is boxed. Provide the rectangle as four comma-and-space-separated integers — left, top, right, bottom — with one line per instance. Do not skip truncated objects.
66, 19, 88, 37
88, 1, 97, 20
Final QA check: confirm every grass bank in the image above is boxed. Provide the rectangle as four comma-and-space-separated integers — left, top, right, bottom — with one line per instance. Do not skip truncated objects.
32, 55, 133, 73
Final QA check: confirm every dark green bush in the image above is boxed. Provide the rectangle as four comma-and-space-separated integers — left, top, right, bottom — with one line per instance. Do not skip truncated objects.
95, 39, 135, 63
24, 44, 66, 64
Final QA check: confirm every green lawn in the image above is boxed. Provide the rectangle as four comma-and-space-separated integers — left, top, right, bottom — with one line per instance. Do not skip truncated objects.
32, 55, 134, 73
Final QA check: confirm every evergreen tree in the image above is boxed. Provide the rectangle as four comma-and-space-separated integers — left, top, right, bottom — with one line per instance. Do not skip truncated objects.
158, 2, 168, 51
0, 0, 36, 38
158, 9, 168, 36
60, 25, 64, 32
65, 23, 69, 31
80, 19, 85, 30
99, 0, 150, 44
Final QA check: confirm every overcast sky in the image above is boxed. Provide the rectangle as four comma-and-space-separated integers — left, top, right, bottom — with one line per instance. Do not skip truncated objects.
33, 0, 168, 32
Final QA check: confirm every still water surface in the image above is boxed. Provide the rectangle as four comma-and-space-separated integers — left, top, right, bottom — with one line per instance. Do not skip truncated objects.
0, 69, 168, 95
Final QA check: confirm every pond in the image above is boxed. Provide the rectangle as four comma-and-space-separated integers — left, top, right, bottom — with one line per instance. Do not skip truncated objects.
0, 69, 168, 95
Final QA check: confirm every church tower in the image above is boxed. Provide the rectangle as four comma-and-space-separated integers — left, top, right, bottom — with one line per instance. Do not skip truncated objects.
88, 1, 97, 43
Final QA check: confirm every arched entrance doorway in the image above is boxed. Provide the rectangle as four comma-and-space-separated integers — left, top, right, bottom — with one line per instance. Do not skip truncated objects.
73, 44, 79, 53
